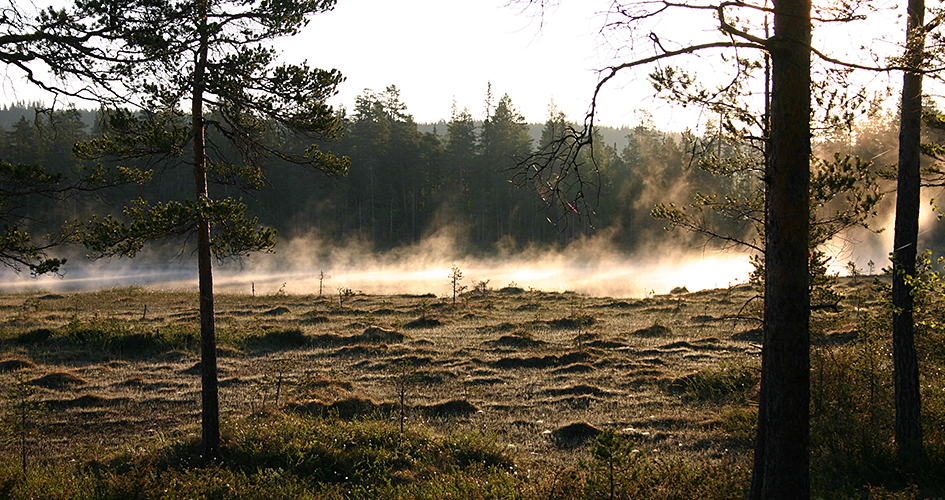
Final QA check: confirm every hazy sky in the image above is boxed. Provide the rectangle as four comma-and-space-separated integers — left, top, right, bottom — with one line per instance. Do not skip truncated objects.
0, 0, 685, 128
287, 0, 642, 127
0, 0, 906, 130
291, 0, 905, 129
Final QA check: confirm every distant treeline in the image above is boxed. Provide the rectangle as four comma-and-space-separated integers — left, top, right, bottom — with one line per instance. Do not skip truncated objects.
0, 87, 916, 258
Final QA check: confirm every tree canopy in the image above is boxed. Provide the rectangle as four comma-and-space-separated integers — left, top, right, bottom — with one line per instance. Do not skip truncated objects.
63, 0, 348, 459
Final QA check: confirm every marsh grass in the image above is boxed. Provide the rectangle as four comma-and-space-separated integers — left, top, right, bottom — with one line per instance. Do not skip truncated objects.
668, 360, 758, 401
0, 410, 751, 500
0, 412, 519, 500
0, 279, 942, 498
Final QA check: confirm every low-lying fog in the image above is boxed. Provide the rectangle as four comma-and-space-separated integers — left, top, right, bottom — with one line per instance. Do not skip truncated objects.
1, 235, 757, 298
1, 227, 892, 298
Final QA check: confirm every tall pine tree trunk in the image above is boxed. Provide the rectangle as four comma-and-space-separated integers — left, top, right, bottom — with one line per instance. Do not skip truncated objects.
193, 0, 220, 460
892, 0, 925, 466
749, 35, 774, 500
753, 0, 811, 497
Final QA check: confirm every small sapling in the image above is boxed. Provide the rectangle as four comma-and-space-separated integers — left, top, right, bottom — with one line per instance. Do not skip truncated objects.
318, 270, 331, 295
337, 287, 357, 308
448, 265, 467, 306
4, 375, 47, 476
392, 359, 419, 434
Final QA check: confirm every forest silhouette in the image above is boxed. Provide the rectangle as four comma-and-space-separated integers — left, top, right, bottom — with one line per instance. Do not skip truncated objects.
0, 92, 917, 264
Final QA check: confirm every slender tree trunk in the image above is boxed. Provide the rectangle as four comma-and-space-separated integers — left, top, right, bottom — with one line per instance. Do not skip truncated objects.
749, 25, 773, 500
892, 0, 926, 467
754, 0, 811, 497
193, 0, 220, 460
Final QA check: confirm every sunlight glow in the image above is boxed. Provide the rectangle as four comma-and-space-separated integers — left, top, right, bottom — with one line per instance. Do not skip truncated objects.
1, 246, 754, 299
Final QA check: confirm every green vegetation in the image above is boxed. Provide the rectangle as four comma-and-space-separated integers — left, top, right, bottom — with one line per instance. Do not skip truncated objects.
668, 361, 757, 402
0, 412, 517, 499
0, 410, 751, 500
0, 109, 150, 275
0, 281, 943, 498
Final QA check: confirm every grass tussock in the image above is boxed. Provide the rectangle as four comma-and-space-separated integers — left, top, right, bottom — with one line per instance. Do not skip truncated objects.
0, 412, 517, 500
59, 317, 199, 355
0, 357, 35, 372
242, 327, 308, 350
30, 371, 88, 389
668, 361, 758, 402
1, 280, 944, 498
0, 412, 751, 500
631, 322, 671, 337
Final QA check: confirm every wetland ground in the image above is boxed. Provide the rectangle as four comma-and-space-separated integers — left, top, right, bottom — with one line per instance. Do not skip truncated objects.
0, 276, 942, 498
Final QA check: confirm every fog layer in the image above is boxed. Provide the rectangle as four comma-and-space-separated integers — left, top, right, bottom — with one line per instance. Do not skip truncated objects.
1, 232, 755, 298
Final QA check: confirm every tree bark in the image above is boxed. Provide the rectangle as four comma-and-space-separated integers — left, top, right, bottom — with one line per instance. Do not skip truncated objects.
749, 26, 774, 500
754, 0, 811, 497
193, 0, 220, 460
892, 0, 925, 467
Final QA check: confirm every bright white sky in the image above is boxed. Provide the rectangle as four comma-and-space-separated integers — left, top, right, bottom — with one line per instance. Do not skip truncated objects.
287, 0, 644, 127
293, 0, 908, 129
0, 0, 912, 131
0, 0, 698, 129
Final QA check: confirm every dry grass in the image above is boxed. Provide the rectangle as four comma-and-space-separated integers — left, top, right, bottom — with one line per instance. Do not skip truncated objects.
0, 284, 761, 462
1, 278, 942, 498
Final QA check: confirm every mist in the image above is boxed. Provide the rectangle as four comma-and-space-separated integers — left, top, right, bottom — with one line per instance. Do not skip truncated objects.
1, 230, 756, 298
7, 197, 939, 298
8, 181, 937, 298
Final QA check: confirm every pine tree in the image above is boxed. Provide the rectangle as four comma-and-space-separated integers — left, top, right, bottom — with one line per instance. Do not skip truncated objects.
73, 0, 348, 459
891, 0, 928, 467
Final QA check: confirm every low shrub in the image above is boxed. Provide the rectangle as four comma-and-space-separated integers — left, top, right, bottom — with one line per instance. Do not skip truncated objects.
667, 361, 757, 401
243, 327, 308, 350
580, 429, 748, 500
61, 317, 199, 355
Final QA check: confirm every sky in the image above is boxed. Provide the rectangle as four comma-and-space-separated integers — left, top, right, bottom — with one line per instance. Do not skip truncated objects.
284, 0, 630, 126
0, 0, 910, 130
0, 0, 700, 129
291, 0, 909, 128
284, 0, 715, 128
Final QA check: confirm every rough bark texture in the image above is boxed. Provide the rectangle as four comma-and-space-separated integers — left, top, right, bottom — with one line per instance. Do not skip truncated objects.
755, 0, 811, 497
749, 35, 774, 500
892, 0, 925, 466
193, 0, 220, 460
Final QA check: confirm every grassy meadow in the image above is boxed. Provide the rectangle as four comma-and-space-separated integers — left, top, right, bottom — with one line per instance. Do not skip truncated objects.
0, 277, 943, 499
